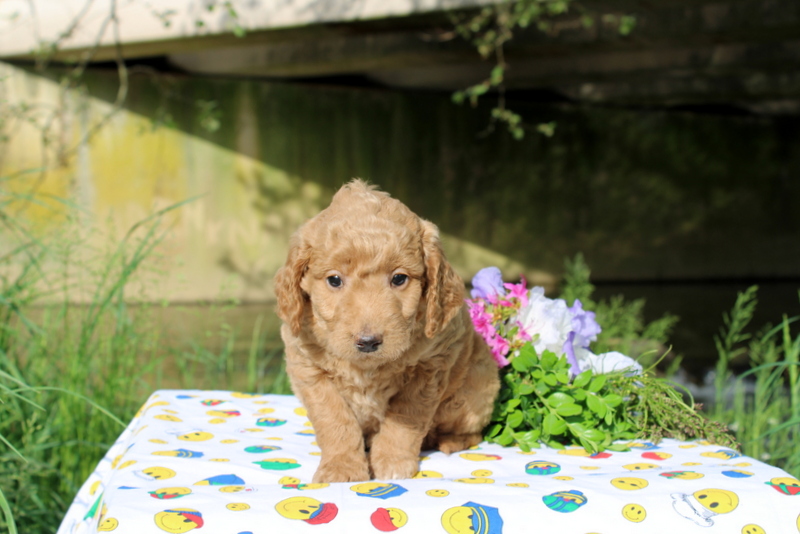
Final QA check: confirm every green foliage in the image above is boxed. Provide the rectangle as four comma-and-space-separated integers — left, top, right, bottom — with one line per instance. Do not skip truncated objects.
450, 1, 635, 139
0, 194, 288, 534
485, 344, 637, 453
485, 344, 734, 453
710, 287, 800, 476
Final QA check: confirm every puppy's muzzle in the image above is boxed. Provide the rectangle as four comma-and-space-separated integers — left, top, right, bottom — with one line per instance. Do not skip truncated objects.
355, 334, 383, 353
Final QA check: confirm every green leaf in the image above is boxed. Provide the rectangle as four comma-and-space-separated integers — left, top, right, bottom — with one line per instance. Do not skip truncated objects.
541, 350, 558, 368
556, 403, 582, 417
490, 65, 505, 85
546, 440, 565, 450
603, 394, 623, 407
586, 394, 607, 417
556, 369, 570, 384
521, 429, 541, 444
588, 375, 607, 392
518, 383, 535, 396
582, 428, 606, 442
486, 423, 502, 438
572, 370, 592, 389
505, 398, 521, 411
543, 374, 558, 387
608, 443, 631, 452
547, 392, 574, 408
543, 413, 567, 435
497, 425, 515, 446
508, 410, 524, 428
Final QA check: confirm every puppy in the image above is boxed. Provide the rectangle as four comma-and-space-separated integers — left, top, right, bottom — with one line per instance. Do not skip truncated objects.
274, 179, 499, 482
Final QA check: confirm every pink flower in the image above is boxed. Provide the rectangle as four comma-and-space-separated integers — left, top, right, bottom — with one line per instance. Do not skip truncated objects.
503, 277, 529, 308
489, 336, 510, 367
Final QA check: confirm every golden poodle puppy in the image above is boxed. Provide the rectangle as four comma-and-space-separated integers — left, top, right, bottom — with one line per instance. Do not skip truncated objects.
274, 179, 499, 483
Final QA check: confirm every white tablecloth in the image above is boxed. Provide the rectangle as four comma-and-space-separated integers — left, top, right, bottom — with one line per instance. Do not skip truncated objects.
58, 390, 800, 534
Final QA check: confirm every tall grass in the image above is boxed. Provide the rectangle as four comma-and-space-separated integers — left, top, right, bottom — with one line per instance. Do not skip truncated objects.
0, 195, 288, 534
712, 287, 800, 476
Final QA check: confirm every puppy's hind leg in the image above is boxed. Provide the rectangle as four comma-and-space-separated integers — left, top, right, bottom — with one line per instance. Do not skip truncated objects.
429, 351, 500, 455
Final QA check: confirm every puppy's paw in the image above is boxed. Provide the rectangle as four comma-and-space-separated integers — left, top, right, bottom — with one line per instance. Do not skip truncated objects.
369, 451, 419, 480
313, 457, 370, 483
437, 432, 483, 455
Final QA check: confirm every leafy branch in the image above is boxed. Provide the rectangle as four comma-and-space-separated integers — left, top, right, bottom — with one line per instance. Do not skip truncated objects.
450, 0, 636, 139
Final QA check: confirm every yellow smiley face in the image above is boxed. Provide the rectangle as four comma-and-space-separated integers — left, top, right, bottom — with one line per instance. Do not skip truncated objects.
413, 470, 443, 479
384, 508, 408, 528
219, 486, 246, 493
274, 497, 324, 520
255, 408, 275, 414
153, 508, 203, 533
177, 431, 213, 442
471, 469, 493, 477
98, 517, 119, 531
442, 505, 477, 534
507, 482, 529, 488
280, 476, 301, 485
693, 488, 739, 514
154, 415, 182, 422
139, 467, 176, 481
226, 503, 250, 511
579, 466, 600, 470
622, 503, 647, 523
426, 489, 450, 497
453, 477, 494, 484
231, 392, 261, 398
623, 463, 660, 471
294, 407, 308, 416
553, 476, 574, 481
741, 524, 766, 534
611, 477, 649, 491
459, 452, 501, 461
558, 448, 593, 457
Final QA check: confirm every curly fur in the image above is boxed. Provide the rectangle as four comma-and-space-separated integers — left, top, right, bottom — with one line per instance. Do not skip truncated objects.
274, 179, 499, 482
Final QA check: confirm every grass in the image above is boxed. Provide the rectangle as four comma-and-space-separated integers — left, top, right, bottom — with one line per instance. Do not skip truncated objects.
1, 208, 798, 533
0, 196, 290, 534
711, 286, 800, 475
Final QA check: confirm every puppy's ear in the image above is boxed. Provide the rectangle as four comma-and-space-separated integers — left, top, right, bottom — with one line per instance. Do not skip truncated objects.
421, 220, 465, 338
274, 234, 311, 336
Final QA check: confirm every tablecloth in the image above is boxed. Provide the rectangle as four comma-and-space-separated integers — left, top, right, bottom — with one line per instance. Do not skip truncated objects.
57, 390, 800, 534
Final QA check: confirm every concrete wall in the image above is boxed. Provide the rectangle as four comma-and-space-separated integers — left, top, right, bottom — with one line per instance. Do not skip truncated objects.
1, 62, 799, 303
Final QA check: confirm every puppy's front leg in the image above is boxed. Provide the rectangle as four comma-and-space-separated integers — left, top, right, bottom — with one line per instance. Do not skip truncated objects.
289, 364, 370, 483
369, 371, 445, 480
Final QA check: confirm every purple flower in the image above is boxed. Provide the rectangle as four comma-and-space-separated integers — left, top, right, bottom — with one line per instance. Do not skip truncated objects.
568, 300, 601, 349
562, 331, 582, 377
470, 267, 505, 300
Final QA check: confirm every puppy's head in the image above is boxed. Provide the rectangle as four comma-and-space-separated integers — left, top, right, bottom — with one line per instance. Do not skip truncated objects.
274, 180, 464, 363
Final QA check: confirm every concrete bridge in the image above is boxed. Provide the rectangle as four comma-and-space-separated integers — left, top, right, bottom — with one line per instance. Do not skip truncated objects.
1, 0, 799, 113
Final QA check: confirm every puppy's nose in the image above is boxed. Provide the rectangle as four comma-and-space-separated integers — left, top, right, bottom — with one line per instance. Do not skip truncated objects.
355, 334, 383, 353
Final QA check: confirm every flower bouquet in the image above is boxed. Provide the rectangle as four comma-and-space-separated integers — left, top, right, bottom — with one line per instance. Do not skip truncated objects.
469, 267, 734, 453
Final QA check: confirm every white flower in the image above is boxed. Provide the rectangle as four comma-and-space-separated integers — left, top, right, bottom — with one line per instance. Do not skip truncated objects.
578, 350, 642, 376
516, 287, 573, 356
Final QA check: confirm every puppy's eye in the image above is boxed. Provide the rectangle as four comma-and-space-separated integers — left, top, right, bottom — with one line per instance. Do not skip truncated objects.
326, 275, 342, 288
391, 274, 408, 287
